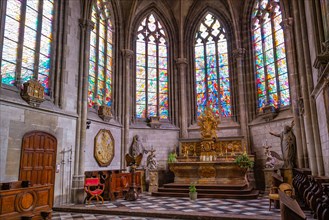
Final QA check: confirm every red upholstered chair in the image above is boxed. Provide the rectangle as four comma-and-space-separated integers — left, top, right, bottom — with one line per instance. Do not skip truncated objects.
84, 177, 105, 204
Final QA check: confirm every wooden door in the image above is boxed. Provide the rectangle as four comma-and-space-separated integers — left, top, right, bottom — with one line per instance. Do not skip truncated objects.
19, 131, 57, 185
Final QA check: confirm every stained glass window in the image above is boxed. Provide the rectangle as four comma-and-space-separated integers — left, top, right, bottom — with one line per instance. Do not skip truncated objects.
0, 0, 54, 95
195, 13, 231, 117
135, 14, 168, 119
88, 0, 113, 108
251, 0, 290, 111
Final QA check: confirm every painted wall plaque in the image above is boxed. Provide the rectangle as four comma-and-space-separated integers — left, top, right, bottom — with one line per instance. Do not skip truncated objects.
94, 129, 115, 167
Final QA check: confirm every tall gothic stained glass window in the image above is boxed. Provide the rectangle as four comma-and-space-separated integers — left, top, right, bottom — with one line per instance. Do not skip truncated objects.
251, 0, 290, 111
135, 14, 168, 119
88, 0, 113, 108
195, 13, 231, 117
0, 0, 55, 95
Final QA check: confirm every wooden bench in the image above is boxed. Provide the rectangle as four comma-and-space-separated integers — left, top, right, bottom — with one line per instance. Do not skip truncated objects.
279, 190, 306, 220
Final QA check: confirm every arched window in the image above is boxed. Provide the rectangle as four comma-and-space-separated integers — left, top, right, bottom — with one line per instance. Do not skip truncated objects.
195, 13, 231, 117
251, 0, 290, 111
88, 0, 113, 108
135, 13, 168, 119
0, 0, 55, 95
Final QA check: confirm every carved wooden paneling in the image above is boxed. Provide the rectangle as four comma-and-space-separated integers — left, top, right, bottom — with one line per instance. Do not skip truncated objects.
19, 131, 57, 186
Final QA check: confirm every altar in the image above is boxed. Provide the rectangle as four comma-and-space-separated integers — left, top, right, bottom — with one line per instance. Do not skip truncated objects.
153, 107, 258, 199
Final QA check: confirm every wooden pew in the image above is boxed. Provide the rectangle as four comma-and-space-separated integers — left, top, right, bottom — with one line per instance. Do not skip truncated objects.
279, 190, 306, 220
0, 181, 53, 219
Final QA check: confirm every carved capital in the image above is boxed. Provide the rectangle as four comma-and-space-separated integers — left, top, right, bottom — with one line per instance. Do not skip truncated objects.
280, 18, 293, 31
232, 48, 246, 59
79, 19, 94, 31
121, 49, 134, 59
176, 58, 188, 66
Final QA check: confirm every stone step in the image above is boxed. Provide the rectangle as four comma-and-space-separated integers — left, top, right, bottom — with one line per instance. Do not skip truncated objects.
158, 186, 254, 194
152, 190, 260, 199
163, 183, 248, 190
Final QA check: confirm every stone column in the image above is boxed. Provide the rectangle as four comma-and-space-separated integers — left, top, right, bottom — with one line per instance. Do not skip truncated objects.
121, 49, 134, 169
298, 0, 324, 175
72, 18, 94, 204
232, 48, 249, 150
292, 0, 318, 174
176, 58, 188, 138
280, 18, 304, 168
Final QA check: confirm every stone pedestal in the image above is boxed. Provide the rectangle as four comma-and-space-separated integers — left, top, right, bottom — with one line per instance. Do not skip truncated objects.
148, 170, 158, 193
281, 168, 293, 185
263, 168, 277, 194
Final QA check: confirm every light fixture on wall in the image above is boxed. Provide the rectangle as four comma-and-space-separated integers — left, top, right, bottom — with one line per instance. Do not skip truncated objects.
86, 120, 91, 129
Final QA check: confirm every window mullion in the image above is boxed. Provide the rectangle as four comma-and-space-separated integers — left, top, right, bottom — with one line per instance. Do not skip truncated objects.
215, 40, 220, 114
0, 0, 7, 68
33, 0, 44, 80
203, 39, 208, 104
15, 0, 27, 87
94, 16, 100, 106
260, 17, 269, 106
103, 18, 108, 105
156, 38, 159, 118
145, 35, 149, 119
271, 14, 281, 108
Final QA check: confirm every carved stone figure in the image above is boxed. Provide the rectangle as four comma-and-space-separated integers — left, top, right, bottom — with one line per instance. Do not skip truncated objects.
94, 129, 114, 167
129, 135, 148, 157
269, 121, 296, 168
147, 148, 157, 170
263, 145, 276, 169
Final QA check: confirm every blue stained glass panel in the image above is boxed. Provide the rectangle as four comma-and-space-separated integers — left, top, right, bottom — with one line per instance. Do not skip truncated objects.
1, 61, 16, 85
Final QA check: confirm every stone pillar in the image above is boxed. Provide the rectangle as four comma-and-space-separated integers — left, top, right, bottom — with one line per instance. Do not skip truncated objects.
121, 49, 134, 169
292, 0, 318, 175
72, 18, 94, 204
176, 58, 188, 138
298, 0, 324, 175
232, 48, 249, 150
280, 18, 304, 168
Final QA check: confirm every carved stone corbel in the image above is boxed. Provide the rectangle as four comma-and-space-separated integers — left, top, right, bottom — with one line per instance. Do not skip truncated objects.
20, 79, 45, 107
98, 105, 113, 122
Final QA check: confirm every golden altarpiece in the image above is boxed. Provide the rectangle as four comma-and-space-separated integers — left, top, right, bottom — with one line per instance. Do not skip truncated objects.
169, 107, 254, 185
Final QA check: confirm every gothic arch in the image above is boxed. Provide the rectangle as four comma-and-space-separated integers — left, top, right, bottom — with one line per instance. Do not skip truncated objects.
128, 2, 179, 125
185, 4, 238, 125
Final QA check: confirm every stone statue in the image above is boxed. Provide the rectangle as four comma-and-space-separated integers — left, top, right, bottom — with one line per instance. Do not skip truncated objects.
129, 135, 148, 157
263, 145, 277, 169
147, 148, 157, 170
269, 121, 296, 168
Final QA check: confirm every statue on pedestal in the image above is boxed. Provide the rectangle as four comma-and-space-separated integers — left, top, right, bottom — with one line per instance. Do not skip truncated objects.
147, 148, 157, 170
269, 121, 296, 168
197, 106, 220, 139
129, 135, 148, 157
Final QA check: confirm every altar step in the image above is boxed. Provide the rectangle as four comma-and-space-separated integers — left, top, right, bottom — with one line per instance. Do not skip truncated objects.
152, 183, 259, 199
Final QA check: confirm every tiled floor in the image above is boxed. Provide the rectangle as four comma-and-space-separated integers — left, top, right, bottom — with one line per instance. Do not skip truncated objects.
53, 193, 315, 220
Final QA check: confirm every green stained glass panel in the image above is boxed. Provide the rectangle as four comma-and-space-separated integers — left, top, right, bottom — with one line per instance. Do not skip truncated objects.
255, 53, 263, 69
218, 54, 228, 66
159, 69, 167, 81
207, 68, 217, 81
98, 65, 105, 81
148, 80, 157, 92
159, 81, 168, 93
89, 61, 96, 77
265, 49, 274, 65
1, 61, 16, 85
136, 54, 145, 66
136, 91, 146, 104
21, 67, 33, 83
277, 58, 287, 73
206, 55, 216, 68
279, 73, 289, 90
148, 92, 157, 105
280, 89, 290, 106
136, 105, 146, 118
148, 68, 157, 81
276, 43, 285, 59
